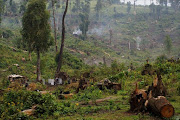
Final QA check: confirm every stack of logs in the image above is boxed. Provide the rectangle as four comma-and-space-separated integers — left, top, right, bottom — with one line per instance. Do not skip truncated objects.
130, 73, 174, 119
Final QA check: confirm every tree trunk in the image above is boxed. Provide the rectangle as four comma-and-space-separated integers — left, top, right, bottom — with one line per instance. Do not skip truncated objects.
29, 51, 32, 61
109, 30, 112, 45
36, 50, 41, 82
52, 0, 57, 52
129, 41, 131, 50
56, 0, 69, 77
146, 96, 174, 118
103, 56, 106, 65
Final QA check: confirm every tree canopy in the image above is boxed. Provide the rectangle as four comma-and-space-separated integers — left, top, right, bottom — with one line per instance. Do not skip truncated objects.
21, 0, 52, 81
21, 0, 52, 53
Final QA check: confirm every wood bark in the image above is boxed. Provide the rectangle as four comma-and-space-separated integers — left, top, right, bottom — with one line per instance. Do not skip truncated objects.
148, 73, 167, 98
128, 41, 131, 50
29, 51, 32, 61
129, 83, 147, 112
109, 29, 112, 45
146, 96, 174, 118
36, 50, 41, 82
103, 56, 106, 65
56, 0, 69, 76
52, 0, 57, 52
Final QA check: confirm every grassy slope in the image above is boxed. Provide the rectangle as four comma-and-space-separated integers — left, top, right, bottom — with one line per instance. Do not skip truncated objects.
1, 0, 180, 66
0, 1, 180, 119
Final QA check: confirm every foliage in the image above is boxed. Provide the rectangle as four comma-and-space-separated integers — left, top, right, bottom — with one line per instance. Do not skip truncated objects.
0, 89, 58, 119
95, 0, 102, 20
79, 13, 90, 39
164, 35, 172, 54
55, 51, 85, 69
0, 0, 3, 23
108, 72, 124, 82
73, 85, 102, 104
21, 0, 52, 53
177, 83, 180, 95
127, 1, 131, 14
155, 54, 167, 63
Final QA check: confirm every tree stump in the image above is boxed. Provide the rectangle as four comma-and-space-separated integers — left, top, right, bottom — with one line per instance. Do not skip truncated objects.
148, 73, 167, 98
129, 83, 147, 112
146, 96, 174, 118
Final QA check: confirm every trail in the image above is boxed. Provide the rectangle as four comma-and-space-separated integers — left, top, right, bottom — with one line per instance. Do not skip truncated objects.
79, 96, 119, 105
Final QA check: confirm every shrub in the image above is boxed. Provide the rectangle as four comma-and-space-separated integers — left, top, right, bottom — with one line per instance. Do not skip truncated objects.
177, 84, 180, 96
1, 90, 58, 119
73, 85, 102, 104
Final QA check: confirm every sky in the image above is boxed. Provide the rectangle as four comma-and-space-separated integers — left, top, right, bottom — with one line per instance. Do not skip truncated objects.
122, 0, 170, 6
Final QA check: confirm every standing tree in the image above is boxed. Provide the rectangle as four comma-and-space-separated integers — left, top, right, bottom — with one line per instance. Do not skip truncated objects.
95, 0, 102, 20
72, 0, 80, 13
158, 0, 168, 13
133, 0, 137, 14
170, 0, 180, 13
0, 0, 3, 23
22, 0, 52, 81
10, 0, 17, 14
149, 3, 156, 18
79, 13, 89, 39
156, 5, 162, 19
56, 0, 69, 76
51, 0, 57, 52
164, 35, 172, 55
19, 0, 28, 14
127, 1, 131, 14
109, 29, 113, 45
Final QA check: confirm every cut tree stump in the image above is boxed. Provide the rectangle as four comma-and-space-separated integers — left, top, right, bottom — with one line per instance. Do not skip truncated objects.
148, 73, 167, 98
129, 83, 147, 112
146, 96, 174, 118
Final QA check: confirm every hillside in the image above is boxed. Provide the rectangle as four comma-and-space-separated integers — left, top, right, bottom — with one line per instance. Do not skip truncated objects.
0, 0, 180, 120
1, 1, 180, 66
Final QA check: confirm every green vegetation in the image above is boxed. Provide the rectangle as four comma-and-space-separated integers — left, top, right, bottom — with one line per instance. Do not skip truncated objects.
164, 35, 172, 54
0, 0, 180, 119
22, 0, 52, 81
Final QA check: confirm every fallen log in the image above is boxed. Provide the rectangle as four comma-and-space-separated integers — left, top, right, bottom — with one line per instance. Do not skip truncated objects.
22, 105, 37, 116
145, 96, 174, 118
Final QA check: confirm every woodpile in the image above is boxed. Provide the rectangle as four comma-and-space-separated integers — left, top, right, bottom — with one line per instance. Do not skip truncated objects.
129, 74, 174, 119
76, 78, 88, 93
97, 79, 121, 91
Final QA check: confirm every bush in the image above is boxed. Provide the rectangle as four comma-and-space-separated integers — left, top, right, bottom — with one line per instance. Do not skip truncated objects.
73, 85, 102, 104
0, 90, 58, 119
177, 84, 180, 96
108, 72, 124, 82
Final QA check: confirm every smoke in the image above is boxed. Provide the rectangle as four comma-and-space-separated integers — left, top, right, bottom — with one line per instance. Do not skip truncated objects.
136, 36, 142, 50
73, 29, 82, 35
87, 26, 106, 36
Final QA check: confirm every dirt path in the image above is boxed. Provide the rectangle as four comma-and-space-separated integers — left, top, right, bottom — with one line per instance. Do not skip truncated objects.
79, 96, 119, 105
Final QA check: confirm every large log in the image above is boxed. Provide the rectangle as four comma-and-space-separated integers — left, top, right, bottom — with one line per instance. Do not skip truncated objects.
146, 96, 174, 118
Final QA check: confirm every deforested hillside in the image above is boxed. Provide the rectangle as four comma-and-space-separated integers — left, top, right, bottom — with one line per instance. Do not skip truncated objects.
0, 0, 180, 120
